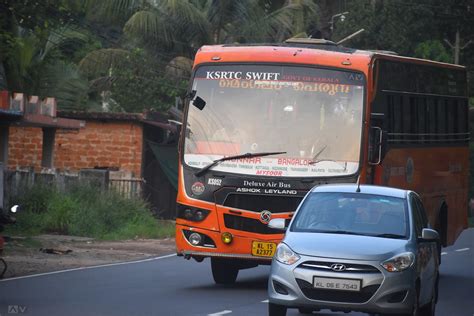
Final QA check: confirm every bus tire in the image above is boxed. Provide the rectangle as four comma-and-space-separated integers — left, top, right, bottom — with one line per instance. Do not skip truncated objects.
434, 204, 448, 265
211, 258, 239, 284
436, 241, 442, 265
436, 204, 448, 248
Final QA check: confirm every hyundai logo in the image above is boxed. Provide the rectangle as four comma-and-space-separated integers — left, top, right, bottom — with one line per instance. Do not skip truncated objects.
259, 210, 272, 224
331, 263, 346, 272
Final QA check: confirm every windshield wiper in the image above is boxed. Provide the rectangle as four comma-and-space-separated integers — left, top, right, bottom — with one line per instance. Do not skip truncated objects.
308, 146, 348, 169
314, 230, 406, 239
309, 145, 327, 164
373, 233, 406, 239
316, 230, 368, 236
194, 151, 286, 177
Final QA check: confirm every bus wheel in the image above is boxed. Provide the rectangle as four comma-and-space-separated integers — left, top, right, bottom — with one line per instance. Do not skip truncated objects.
437, 205, 448, 247
211, 258, 239, 284
435, 204, 448, 265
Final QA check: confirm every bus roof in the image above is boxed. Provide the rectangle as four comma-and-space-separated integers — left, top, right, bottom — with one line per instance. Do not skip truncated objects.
194, 40, 465, 72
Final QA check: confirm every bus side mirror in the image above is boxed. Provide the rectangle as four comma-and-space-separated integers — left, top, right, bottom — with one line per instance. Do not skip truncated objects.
368, 126, 383, 165
192, 96, 206, 110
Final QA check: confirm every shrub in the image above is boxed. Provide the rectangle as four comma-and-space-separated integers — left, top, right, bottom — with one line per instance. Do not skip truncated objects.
6, 184, 174, 240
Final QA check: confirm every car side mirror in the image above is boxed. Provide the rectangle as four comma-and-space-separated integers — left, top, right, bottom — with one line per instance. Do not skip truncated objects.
268, 218, 287, 231
420, 228, 439, 241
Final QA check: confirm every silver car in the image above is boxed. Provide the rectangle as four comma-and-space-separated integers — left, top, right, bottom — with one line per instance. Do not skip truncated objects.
268, 184, 439, 316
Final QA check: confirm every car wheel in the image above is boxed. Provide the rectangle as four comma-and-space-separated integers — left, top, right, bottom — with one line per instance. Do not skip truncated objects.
401, 287, 420, 316
420, 293, 436, 316
410, 287, 421, 316
435, 240, 442, 266
269, 302, 287, 316
298, 307, 313, 314
421, 277, 437, 316
211, 258, 238, 284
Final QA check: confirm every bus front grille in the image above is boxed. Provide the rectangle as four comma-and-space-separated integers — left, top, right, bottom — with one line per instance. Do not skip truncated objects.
223, 194, 303, 213
223, 214, 283, 234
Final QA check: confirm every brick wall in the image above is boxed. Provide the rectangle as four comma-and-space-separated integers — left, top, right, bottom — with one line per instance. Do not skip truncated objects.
8, 127, 43, 169
8, 121, 144, 177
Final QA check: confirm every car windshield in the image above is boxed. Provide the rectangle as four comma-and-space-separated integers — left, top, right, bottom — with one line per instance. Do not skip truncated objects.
291, 192, 409, 238
184, 64, 365, 177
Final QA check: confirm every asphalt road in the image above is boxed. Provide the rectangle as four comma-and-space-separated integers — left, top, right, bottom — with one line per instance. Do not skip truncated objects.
0, 228, 472, 316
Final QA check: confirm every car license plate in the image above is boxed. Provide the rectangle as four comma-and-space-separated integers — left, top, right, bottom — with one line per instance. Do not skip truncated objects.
251, 241, 276, 257
313, 276, 361, 292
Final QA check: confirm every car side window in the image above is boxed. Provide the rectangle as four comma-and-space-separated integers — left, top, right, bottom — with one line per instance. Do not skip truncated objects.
410, 194, 423, 237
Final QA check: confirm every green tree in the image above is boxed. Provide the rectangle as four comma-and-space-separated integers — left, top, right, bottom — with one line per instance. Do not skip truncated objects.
104, 49, 187, 112
333, 0, 473, 96
77, 0, 321, 112
414, 40, 452, 63
0, 0, 102, 109
1, 26, 93, 109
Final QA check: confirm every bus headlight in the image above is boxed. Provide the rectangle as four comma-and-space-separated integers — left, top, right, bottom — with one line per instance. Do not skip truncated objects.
177, 204, 210, 222
189, 233, 202, 246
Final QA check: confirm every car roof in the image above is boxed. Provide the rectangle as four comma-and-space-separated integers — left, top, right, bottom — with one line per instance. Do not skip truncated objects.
310, 184, 408, 199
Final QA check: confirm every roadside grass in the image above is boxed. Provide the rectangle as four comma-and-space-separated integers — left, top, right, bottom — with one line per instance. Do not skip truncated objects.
5, 184, 175, 240
4, 237, 43, 250
469, 217, 474, 228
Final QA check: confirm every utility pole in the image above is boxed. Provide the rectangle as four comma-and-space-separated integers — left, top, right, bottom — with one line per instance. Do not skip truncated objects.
444, 28, 472, 65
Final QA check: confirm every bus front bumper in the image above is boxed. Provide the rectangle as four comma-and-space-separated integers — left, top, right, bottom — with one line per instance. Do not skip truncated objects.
176, 224, 280, 262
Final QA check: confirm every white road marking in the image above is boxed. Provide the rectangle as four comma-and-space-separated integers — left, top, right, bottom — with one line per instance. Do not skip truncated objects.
261, 300, 269, 303
208, 310, 232, 316
0, 253, 176, 282
455, 248, 470, 252
441, 252, 448, 256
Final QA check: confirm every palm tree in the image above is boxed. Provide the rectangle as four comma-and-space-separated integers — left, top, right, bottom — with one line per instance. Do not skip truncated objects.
2, 25, 92, 110
77, 0, 320, 112
80, 0, 319, 77
82, 0, 319, 53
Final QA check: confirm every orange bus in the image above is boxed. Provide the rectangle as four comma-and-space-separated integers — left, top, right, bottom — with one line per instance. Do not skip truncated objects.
175, 38, 469, 284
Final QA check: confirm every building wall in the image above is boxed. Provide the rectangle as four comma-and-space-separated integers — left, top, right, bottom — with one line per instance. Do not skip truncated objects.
8, 121, 144, 177
8, 127, 43, 169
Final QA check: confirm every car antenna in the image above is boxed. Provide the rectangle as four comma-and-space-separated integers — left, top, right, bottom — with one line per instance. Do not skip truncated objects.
356, 175, 361, 193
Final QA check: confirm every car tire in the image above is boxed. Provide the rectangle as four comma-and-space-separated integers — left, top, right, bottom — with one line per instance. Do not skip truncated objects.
298, 307, 313, 314
420, 276, 437, 316
408, 287, 421, 316
269, 302, 287, 316
211, 258, 238, 284
399, 286, 420, 316
420, 294, 436, 316
436, 241, 442, 265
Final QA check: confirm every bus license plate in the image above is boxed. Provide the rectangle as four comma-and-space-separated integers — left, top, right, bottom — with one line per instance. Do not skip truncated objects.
313, 277, 361, 292
251, 241, 276, 257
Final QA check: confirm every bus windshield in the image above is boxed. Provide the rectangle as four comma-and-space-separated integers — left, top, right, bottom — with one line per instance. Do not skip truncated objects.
184, 64, 365, 178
